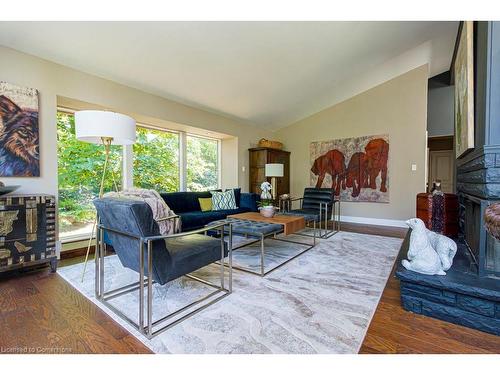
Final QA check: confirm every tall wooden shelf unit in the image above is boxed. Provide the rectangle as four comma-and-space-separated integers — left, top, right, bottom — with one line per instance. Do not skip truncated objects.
248, 147, 290, 197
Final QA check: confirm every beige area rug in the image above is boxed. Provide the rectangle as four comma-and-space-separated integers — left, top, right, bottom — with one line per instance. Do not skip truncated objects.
58, 231, 402, 353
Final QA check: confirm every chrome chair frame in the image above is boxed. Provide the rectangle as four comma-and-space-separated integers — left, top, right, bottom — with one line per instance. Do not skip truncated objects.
280, 197, 341, 239
95, 220, 233, 339
212, 220, 316, 277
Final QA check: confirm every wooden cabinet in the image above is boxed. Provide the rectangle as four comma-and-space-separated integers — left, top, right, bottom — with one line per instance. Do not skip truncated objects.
0, 194, 57, 273
249, 147, 290, 197
416, 193, 459, 237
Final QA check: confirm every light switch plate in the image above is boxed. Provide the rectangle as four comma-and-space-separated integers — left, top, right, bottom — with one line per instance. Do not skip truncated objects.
411, 164, 417, 171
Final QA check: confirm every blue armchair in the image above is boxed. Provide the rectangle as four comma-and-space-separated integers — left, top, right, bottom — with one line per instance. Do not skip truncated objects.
93, 197, 233, 339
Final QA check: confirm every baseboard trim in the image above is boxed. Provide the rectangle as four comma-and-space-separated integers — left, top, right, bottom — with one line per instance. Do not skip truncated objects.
340, 215, 407, 228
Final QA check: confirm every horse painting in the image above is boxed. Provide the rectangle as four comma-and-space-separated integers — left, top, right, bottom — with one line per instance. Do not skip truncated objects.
364, 138, 389, 193
310, 149, 346, 195
310, 134, 389, 202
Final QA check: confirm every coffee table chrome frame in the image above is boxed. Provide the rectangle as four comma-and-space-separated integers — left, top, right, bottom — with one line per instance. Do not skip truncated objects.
280, 198, 341, 239
214, 219, 316, 277
95, 221, 233, 339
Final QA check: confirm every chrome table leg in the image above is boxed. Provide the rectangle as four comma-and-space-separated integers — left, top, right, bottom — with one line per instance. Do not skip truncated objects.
139, 240, 145, 333
147, 240, 153, 339
260, 234, 265, 276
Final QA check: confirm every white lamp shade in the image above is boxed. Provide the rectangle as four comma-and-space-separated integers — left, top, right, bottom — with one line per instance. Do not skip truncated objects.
75, 110, 136, 145
265, 163, 284, 177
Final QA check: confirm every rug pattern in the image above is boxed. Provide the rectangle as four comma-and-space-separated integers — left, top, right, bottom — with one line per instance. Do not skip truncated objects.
58, 231, 402, 353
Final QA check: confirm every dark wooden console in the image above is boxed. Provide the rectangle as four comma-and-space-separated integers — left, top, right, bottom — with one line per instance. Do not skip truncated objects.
0, 194, 57, 273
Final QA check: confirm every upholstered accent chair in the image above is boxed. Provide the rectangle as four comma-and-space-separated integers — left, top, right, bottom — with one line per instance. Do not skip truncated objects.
93, 197, 233, 339
281, 187, 340, 238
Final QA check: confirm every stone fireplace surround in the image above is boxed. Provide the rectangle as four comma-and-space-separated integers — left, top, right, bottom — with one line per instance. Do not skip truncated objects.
396, 22, 500, 336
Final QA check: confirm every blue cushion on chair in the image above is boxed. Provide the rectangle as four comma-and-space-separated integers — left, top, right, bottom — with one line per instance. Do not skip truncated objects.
283, 188, 334, 222
302, 188, 334, 210
285, 209, 321, 222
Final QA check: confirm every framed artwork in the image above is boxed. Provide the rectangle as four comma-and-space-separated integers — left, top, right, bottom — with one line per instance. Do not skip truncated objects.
310, 134, 389, 203
0, 82, 40, 177
453, 21, 474, 158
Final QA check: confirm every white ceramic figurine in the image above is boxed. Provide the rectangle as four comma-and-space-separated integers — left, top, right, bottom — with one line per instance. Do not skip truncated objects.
402, 218, 457, 276
260, 181, 272, 200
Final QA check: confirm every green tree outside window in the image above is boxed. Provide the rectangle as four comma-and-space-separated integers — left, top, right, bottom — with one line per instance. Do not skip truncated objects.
57, 112, 122, 237
187, 135, 218, 191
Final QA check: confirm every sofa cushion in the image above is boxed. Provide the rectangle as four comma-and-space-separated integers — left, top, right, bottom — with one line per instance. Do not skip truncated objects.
180, 207, 250, 231
240, 192, 259, 212
160, 191, 211, 213
198, 197, 213, 212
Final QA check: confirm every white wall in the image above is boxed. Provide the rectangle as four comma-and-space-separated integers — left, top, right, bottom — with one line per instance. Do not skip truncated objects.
0, 45, 273, 196
427, 85, 454, 137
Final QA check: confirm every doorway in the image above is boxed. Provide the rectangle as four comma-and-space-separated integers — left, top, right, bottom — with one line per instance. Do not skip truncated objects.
427, 136, 455, 193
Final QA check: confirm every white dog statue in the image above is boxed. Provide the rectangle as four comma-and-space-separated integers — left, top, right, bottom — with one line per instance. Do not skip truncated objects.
260, 181, 272, 200
402, 218, 457, 276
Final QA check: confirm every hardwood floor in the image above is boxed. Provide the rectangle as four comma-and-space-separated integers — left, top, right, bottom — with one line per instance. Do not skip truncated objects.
0, 222, 498, 354
338, 221, 408, 239
360, 274, 500, 354
0, 265, 151, 354
359, 226, 500, 354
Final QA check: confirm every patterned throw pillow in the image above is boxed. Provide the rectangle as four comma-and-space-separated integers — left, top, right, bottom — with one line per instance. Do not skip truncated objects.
211, 190, 237, 210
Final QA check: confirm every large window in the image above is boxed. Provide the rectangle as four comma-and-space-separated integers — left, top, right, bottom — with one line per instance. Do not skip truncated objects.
58, 112, 220, 241
133, 126, 180, 192
57, 112, 122, 240
187, 135, 219, 191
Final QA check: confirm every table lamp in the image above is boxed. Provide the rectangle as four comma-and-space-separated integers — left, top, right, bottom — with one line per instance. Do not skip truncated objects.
265, 163, 284, 200
75, 110, 136, 281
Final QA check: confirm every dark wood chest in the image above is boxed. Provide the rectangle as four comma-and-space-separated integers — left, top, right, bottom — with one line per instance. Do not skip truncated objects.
248, 147, 290, 197
0, 194, 57, 272
416, 193, 459, 237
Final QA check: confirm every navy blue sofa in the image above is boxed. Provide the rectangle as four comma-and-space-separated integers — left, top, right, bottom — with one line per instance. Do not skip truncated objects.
160, 189, 259, 232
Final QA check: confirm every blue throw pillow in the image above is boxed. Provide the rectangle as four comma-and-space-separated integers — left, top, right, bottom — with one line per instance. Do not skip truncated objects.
211, 190, 237, 210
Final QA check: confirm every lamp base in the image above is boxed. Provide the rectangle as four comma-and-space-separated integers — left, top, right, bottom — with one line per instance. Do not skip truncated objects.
81, 136, 117, 282
271, 177, 277, 201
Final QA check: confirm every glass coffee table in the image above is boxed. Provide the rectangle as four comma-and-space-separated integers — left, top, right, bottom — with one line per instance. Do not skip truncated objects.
207, 212, 316, 276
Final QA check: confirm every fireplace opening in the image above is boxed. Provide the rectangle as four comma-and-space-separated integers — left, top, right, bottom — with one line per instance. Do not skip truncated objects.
460, 193, 500, 279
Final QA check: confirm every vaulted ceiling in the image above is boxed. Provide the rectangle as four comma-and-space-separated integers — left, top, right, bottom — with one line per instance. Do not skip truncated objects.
0, 21, 458, 129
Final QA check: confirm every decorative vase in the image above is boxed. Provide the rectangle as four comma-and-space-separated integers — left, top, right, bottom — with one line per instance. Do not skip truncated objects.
259, 205, 276, 218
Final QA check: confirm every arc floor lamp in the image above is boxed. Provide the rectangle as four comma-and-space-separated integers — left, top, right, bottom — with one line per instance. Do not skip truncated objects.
75, 110, 136, 281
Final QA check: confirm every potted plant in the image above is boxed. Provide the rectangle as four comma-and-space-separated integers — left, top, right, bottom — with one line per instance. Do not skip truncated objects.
258, 198, 276, 218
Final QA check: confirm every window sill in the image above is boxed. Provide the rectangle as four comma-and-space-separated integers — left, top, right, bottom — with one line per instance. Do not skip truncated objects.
60, 234, 95, 253
60, 233, 93, 244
